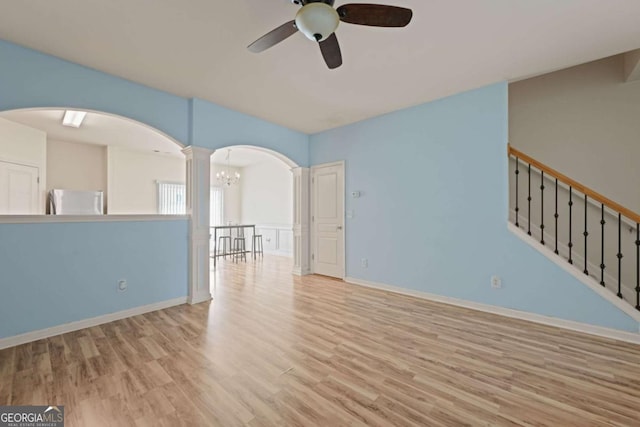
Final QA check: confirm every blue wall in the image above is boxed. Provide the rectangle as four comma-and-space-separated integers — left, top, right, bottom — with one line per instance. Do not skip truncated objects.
190, 99, 309, 167
0, 220, 188, 338
0, 38, 636, 335
0, 39, 310, 340
310, 83, 639, 332
0, 40, 190, 145
0, 39, 309, 165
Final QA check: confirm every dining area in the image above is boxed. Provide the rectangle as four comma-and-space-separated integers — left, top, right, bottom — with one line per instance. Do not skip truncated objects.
211, 224, 264, 267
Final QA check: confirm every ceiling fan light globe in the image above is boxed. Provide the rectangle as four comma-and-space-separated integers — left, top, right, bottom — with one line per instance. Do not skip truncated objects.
295, 3, 339, 42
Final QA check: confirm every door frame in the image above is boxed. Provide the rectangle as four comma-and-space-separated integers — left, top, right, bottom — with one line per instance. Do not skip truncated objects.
310, 160, 346, 279
0, 158, 42, 214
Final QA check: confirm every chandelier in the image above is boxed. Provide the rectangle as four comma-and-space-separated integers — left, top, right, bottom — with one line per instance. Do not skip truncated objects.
216, 149, 240, 187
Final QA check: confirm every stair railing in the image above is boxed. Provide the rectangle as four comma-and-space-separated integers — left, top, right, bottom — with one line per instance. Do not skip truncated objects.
508, 144, 640, 311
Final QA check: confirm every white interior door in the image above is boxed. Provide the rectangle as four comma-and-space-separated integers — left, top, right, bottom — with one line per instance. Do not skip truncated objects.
311, 162, 345, 278
0, 161, 40, 214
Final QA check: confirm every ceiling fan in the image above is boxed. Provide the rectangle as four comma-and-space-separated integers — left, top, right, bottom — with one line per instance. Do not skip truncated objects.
248, 1, 413, 69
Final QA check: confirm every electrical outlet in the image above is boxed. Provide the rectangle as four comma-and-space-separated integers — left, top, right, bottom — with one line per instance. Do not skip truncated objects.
361, 258, 368, 268
117, 279, 128, 292
491, 276, 502, 289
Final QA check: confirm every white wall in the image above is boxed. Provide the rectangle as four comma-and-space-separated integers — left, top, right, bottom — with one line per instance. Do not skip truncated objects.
509, 54, 640, 212
47, 139, 107, 209
0, 117, 47, 213
108, 147, 185, 214
239, 156, 293, 256
241, 156, 292, 225
211, 163, 242, 224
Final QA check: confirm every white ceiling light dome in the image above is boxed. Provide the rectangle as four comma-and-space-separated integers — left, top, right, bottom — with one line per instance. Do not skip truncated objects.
295, 2, 339, 42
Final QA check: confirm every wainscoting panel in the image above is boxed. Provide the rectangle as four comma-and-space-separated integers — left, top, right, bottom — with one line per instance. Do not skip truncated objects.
255, 224, 293, 256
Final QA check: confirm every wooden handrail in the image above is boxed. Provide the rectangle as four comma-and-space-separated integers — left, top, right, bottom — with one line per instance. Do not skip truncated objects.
507, 144, 640, 224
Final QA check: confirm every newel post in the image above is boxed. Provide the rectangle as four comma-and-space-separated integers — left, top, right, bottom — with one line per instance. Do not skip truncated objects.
182, 146, 214, 304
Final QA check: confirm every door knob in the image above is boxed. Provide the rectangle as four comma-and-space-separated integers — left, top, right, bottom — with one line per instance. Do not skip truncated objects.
337, 226, 343, 230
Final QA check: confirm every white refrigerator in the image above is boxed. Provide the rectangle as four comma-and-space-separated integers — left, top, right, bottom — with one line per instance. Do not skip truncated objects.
49, 189, 104, 215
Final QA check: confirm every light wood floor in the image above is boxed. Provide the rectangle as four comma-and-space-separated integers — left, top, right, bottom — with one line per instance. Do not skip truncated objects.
2, 255, 640, 426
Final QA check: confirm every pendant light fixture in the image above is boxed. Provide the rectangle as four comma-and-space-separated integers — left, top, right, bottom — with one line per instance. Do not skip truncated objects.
216, 149, 240, 187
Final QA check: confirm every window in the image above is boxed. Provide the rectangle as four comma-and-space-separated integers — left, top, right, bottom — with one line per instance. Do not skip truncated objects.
210, 187, 224, 226
157, 182, 224, 222
157, 182, 186, 214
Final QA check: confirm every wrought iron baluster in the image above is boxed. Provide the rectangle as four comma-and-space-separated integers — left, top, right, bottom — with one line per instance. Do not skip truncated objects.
636, 223, 640, 310
568, 187, 573, 265
515, 157, 520, 227
540, 171, 545, 245
527, 164, 531, 236
600, 204, 605, 286
617, 213, 623, 298
583, 195, 588, 275
554, 179, 559, 255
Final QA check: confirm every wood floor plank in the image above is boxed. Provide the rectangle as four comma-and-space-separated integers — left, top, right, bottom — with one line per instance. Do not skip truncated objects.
3, 255, 640, 426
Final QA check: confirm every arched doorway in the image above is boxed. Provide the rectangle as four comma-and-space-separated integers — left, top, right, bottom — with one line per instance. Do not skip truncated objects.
208, 145, 311, 289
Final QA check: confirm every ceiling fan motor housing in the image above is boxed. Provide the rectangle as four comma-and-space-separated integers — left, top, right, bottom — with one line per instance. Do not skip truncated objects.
291, 0, 336, 5
295, 2, 340, 42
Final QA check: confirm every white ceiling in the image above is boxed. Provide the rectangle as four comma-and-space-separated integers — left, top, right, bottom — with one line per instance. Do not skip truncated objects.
0, 109, 276, 167
0, 109, 183, 155
1, 1, 640, 133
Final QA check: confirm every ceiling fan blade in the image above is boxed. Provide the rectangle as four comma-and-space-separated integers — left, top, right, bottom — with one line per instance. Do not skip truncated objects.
337, 4, 413, 27
247, 20, 298, 53
319, 33, 342, 69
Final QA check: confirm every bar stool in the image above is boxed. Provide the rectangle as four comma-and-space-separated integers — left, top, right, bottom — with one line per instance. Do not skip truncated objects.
252, 234, 264, 257
217, 234, 232, 259
233, 227, 247, 262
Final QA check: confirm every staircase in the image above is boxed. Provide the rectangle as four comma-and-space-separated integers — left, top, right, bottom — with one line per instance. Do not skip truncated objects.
508, 145, 640, 312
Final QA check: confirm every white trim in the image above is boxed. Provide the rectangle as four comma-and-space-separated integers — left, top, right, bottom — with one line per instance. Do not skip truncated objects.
0, 215, 189, 224
187, 290, 212, 305
0, 296, 187, 350
507, 222, 640, 323
311, 160, 346, 169
182, 146, 214, 305
293, 267, 312, 276
253, 224, 294, 257
217, 144, 299, 169
0, 159, 42, 214
292, 168, 311, 276
508, 209, 635, 299
0, 157, 41, 169
344, 276, 640, 345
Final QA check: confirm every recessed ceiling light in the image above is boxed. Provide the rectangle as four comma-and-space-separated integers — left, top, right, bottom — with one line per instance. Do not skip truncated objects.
62, 110, 87, 128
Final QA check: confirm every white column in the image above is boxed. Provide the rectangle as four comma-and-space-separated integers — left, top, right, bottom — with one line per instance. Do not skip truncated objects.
182, 146, 214, 304
292, 167, 311, 275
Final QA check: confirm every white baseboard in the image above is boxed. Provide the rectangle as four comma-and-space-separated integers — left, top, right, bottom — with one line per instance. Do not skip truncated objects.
188, 291, 212, 305
292, 267, 312, 276
0, 296, 188, 350
262, 249, 293, 257
344, 276, 640, 345
507, 222, 640, 323
508, 209, 633, 300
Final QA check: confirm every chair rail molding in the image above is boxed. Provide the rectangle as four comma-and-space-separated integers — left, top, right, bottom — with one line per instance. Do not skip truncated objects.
183, 146, 214, 304
292, 167, 311, 275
